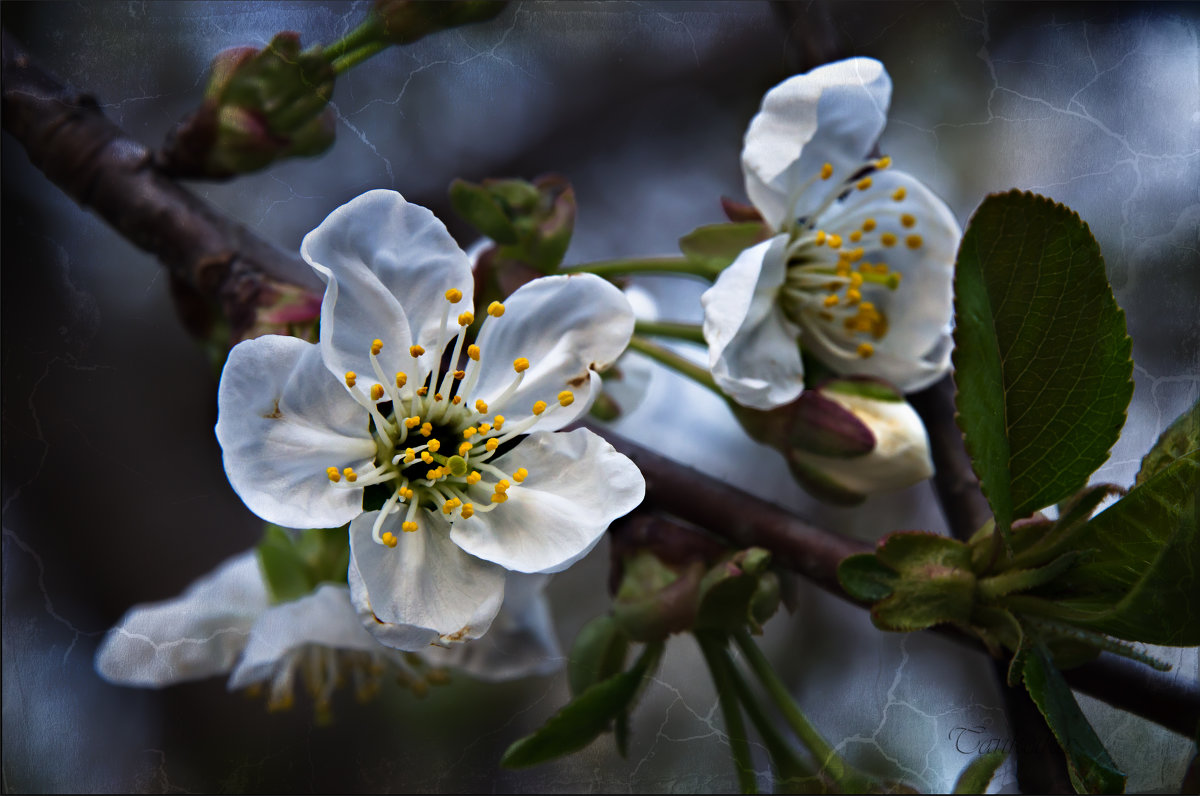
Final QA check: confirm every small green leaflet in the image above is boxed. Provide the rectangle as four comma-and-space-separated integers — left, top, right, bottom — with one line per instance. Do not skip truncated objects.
952, 750, 1008, 794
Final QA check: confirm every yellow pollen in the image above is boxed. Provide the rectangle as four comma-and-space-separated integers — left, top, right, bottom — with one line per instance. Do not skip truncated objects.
419, 423, 432, 437
371, 339, 384, 355
815, 230, 827, 246
370, 384, 384, 401
846, 288, 862, 305
451, 395, 462, 405
381, 532, 398, 548
467, 344, 481, 361
463, 426, 477, 438
859, 263, 873, 274
478, 423, 491, 433
404, 448, 416, 463
532, 401, 547, 415
848, 247, 865, 262
400, 486, 414, 499
862, 218, 877, 232
445, 288, 463, 304
326, 467, 341, 483
827, 234, 843, 249
402, 521, 419, 533
485, 438, 499, 451
343, 467, 357, 483
823, 294, 839, 307
513, 468, 528, 482
900, 214, 916, 228
457, 311, 474, 326
872, 263, 888, 274
395, 372, 408, 388
433, 393, 443, 402
491, 493, 508, 504
850, 272, 864, 288
820, 162, 834, 180
487, 301, 505, 317
892, 187, 907, 201
881, 232, 898, 247
856, 176, 873, 191
875, 155, 892, 169
495, 479, 511, 492
417, 386, 428, 397
420, 451, 433, 464
466, 471, 482, 485
513, 358, 530, 373
493, 415, 505, 430
427, 467, 444, 480
557, 390, 575, 407
857, 342, 875, 358
460, 504, 474, 519
453, 370, 465, 380
475, 399, 488, 414
906, 234, 923, 249
849, 230, 863, 243
344, 371, 357, 388
409, 345, 425, 358
458, 441, 473, 456
405, 416, 420, 429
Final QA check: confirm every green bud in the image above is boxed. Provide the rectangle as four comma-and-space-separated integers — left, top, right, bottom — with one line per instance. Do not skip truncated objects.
451, 174, 576, 274
695, 547, 780, 634
612, 550, 703, 643
374, 0, 506, 45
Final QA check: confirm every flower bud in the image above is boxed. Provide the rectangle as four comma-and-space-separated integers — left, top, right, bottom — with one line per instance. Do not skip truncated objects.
374, 0, 506, 45
450, 174, 576, 274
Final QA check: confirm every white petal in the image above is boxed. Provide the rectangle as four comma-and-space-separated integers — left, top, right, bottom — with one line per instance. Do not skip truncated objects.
743, 58, 891, 229
216, 335, 376, 529
300, 190, 473, 384
449, 428, 645, 573
94, 552, 268, 687
423, 572, 563, 681
701, 236, 805, 409
227, 584, 381, 690
348, 512, 506, 650
469, 274, 635, 430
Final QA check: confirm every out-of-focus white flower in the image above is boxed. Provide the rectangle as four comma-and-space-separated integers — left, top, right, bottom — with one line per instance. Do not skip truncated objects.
94, 551, 563, 712
702, 57, 959, 410
214, 191, 645, 650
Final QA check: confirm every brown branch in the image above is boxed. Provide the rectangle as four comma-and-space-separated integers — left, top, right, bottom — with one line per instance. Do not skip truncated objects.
4, 27, 1194, 746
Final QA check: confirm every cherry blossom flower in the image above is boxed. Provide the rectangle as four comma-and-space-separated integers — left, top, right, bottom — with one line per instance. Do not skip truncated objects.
702, 57, 960, 410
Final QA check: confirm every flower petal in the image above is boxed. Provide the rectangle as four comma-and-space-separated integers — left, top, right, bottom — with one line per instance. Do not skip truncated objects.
300, 190, 473, 384
469, 274, 635, 431
701, 236, 805, 409
423, 572, 563, 681
743, 57, 891, 229
348, 512, 506, 650
227, 584, 381, 690
449, 428, 645, 573
94, 552, 268, 687
216, 335, 376, 529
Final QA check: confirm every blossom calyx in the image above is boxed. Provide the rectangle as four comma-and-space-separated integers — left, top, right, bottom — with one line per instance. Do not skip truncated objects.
450, 175, 576, 275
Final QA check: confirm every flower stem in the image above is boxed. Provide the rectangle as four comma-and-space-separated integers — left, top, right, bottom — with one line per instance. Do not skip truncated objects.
559, 256, 717, 280
633, 319, 705, 344
696, 632, 758, 794
627, 335, 720, 395
732, 629, 876, 793
323, 17, 386, 63
331, 40, 391, 74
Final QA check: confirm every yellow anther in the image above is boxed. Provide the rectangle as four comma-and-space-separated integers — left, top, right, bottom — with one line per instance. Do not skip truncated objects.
404, 448, 416, 463
823, 294, 840, 307
457, 311, 474, 326
856, 176, 873, 191
326, 467, 342, 483
862, 218, 877, 232
857, 342, 875, 358
814, 230, 827, 246
905, 234, 923, 249
487, 301, 505, 317
409, 345, 425, 358
417, 386, 428, 397
485, 438, 499, 451
441, 501, 455, 515
846, 288, 863, 305
462, 426, 478, 439
343, 467, 358, 483
848, 247, 865, 262
370, 384, 385, 401
453, 370, 465, 381
850, 272, 864, 288
513, 357, 530, 373
475, 399, 489, 414
405, 416, 421, 429
557, 390, 575, 407
513, 468, 528, 483
433, 393, 443, 402
875, 155, 892, 169
849, 230, 863, 243
420, 451, 434, 464
467, 344, 481, 361
400, 486, 414, 499
827, 234, 843, 249
460, 504, 474, 519
427, 467, 444, 480
859, 262, 874, 274
370, 339, 384, 355
820, 162, 834, 180
892, 187, 907, 201
881, 232, 898, 247
495, 479, 511, 492
491, 493, 509, 504
532, 401, 547, 415
478, 423, 491, 434
900, 214, 916, 228
466, 471, 482, 485
381, 532, 398, 548
860, 301, 877, 313
874, 263, 891, 275
344, 371, 357, 388
419, 422, 432, 437
445, 288, 463, 304
395, 372, 408, 389
452, 395, 463, 405
493, 415, 505, 430
402, 521, 419, 533
458, 441, 473, 456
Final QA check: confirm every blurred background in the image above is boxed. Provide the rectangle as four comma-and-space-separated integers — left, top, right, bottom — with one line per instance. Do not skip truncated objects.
3, 1, 1197, 792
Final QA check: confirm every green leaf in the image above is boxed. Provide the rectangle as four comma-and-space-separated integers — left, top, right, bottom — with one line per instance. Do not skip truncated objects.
1136, 398, 1200, 486
501, 643, 663, 769
952, 750, 1008, 794
1040, 450, 1199, 644
449, 178, 519, 244
678, 222, 770, 279
837, 553, 897, 602
1022, 643, 1125, 793
869, 533, 977, 631
567, 615, 629, 697
953, 191, 1133, 542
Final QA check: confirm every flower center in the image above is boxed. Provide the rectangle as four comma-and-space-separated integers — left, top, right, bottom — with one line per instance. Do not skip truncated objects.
776, 156, 922, 360
323, 289, 576, 549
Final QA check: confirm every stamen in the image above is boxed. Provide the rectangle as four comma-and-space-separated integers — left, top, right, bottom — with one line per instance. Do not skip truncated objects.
419, 422, 433, 437
445, 288, 463, 304
820, 162, 834, 180
457, 311, 474, 326
467, 344, 481, 361
513, 358, 530, 373
906, 234, 923, 249
900, 213, 916, 228
370, 384, 384, 401
371, 339, 384, 356
532, 400, 547, 415
396, 372, 408, 388
381, 532, 398, 548
826, 234, 843, 249
513, 468, 528, 482
892, 187, 907, 201
326, 467, 342, 483
485, 438, 499, 451
856, 176, 873, 191
458, 441, 473, 456
875, 156, 892, 169
857, 342, 875, 358
409, 345, 425, 358
880, 233, 897, 247
343, 467, 358, 483
823, 294, 839, 307
402, 521, 418, 533
849, 230, 863, 243
814, 230, 827, 246
344, 371, 357, 388
493, 415, 505, 431
862, 218, 877, 232
460, 503, 474, 519
487, 301, 505, 317
475, 399, 488, 414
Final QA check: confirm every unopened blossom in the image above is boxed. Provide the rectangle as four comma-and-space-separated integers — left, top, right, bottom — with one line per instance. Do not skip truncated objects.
702, 57, 960, 410
95, 551, 562, 712
216, 190, 644, 650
